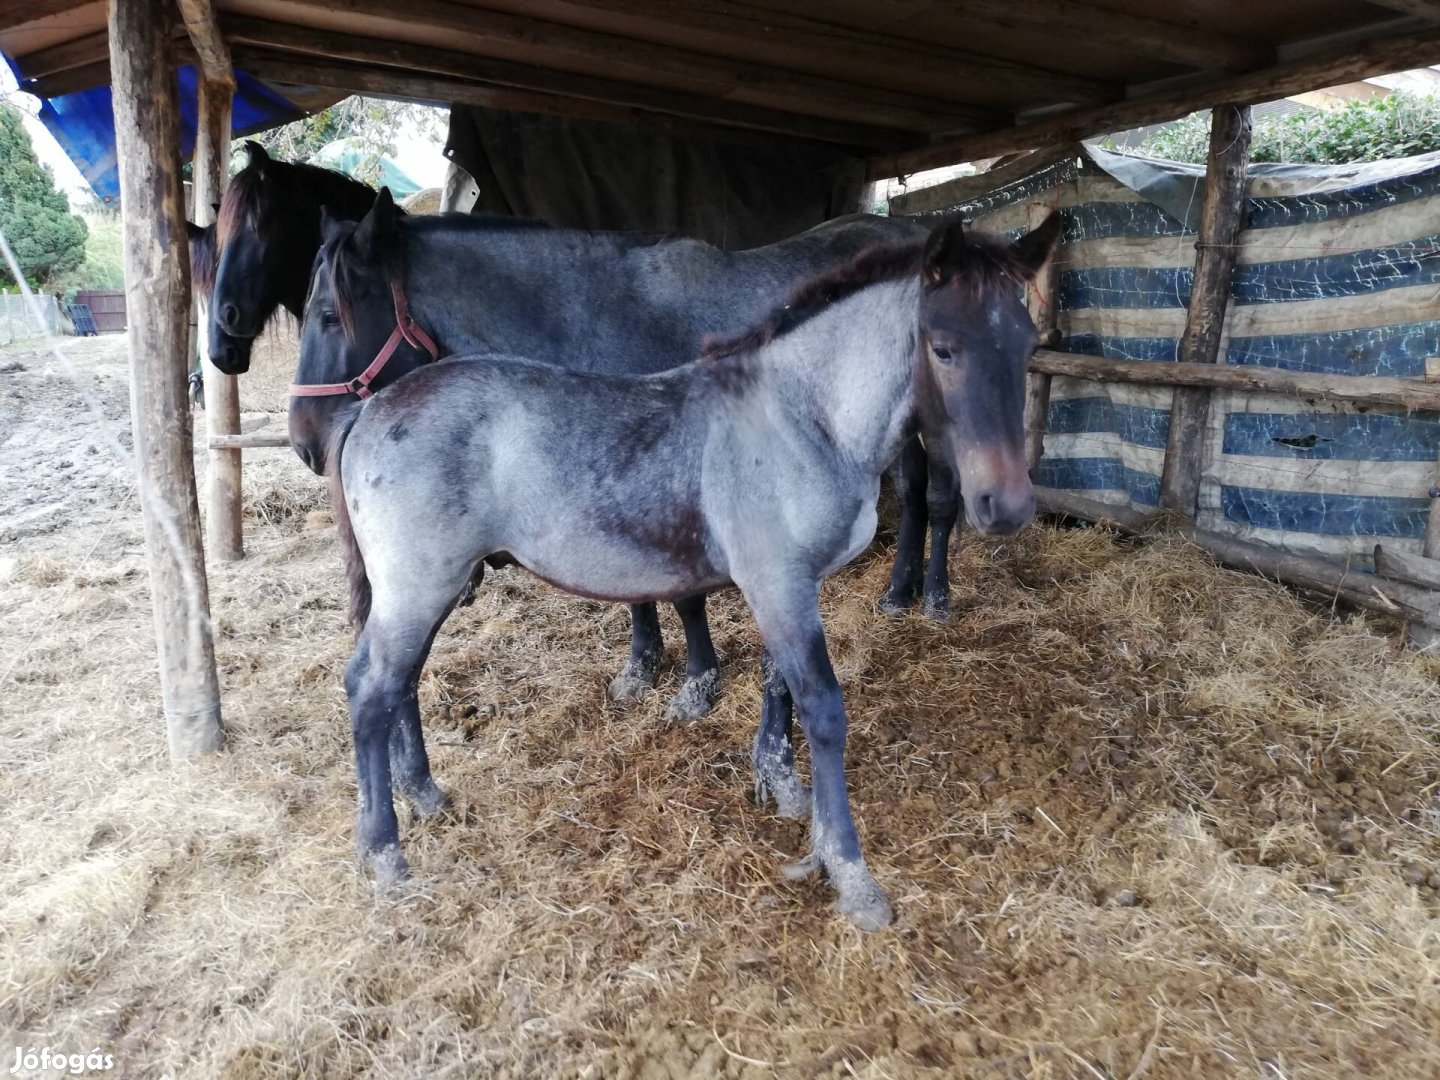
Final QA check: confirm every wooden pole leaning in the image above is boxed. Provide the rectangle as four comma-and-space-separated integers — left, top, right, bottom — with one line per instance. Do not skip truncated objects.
110, 0, 224, 757
1159, 103, 1252, 517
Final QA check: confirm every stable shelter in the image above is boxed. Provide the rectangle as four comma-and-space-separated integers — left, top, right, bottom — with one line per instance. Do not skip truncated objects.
3, 0, 1440, 756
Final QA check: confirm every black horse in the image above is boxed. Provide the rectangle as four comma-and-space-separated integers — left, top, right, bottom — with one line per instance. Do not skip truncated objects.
308, 211, 1061, 929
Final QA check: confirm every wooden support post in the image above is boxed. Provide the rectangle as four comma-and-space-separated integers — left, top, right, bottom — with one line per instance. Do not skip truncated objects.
1159, 103, 1252, 516
194, 78, 242, 561
110, 0, 224, 757
178, 0, 242, 561
1023, 200, 1059, 473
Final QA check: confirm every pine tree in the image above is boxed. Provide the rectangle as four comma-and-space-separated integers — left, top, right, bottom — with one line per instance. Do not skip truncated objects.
0, 103, 87, 287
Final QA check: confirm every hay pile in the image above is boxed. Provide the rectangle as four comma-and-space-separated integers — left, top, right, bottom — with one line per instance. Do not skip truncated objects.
3, 346, 1440, 1078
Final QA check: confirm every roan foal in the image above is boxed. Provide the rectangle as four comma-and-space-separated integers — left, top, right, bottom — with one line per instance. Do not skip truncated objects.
311, 212, 1061, 930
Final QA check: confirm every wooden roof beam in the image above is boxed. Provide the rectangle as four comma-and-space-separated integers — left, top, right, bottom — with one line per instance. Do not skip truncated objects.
176, 0, 233, 86
931, 0, 1270, 72
0, 0, 92, 35
228, 45, 918, 152
870, 25, 1440, 178
273, 0, 997, 134
504, 0, 1117, 106
1364, 0, 1440, 20
13, 28, 110, 79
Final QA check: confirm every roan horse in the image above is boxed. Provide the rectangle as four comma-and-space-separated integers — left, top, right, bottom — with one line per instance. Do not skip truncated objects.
287, 189, 963, 720
306, 210, 1061, 929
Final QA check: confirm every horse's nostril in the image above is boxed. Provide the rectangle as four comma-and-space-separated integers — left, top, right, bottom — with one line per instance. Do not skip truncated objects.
220, 303, 239, 330
975, 493, 996, 524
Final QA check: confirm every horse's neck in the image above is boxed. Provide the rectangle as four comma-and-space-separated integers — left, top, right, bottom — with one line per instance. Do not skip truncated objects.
756, 277, 920, 478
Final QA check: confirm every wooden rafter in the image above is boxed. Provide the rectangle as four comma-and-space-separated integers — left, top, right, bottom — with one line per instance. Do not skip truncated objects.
274, 0, 997, 134
0, 0, 92, 35
909, 0, 1268, 72
229, 47, 911, 151
871, 25, 1440, 177
1364, 0, 1440, 20
494, 0, 1116, 106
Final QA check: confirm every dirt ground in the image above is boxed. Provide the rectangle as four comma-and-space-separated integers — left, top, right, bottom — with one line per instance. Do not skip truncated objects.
3, 333, 1440, 1079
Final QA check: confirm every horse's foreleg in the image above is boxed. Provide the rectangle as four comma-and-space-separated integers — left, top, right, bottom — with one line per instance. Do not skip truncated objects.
345, 591, 453, 886
664, 593, 721, 724
752, 646, 808, 820
923, 457, 961, 620
608, 603, 663, 703
881, 436, 928, 613
742, 580, 892, 931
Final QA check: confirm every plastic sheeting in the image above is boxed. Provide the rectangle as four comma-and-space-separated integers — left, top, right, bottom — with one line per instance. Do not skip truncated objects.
6, 56, 307, 202
905, 145, 1440, 561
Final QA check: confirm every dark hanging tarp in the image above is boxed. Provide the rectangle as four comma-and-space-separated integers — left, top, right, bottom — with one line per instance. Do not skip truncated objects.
443, 105, 868, 249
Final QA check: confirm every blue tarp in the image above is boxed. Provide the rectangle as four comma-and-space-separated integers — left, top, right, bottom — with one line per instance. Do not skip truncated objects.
5, 56, 305, 202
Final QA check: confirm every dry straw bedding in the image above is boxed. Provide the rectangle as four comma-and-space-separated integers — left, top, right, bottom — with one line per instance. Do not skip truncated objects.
2, 344, 1440, 1078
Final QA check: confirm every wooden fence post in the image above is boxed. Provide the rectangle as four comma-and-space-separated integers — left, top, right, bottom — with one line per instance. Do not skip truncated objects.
1159, 103, 1252, 515
110, 0, 224, 758
1024, 199, 1060, 472
180, 0, 243, 561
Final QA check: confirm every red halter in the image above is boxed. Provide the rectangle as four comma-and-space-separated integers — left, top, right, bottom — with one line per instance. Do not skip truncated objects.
289, 280, 440, 400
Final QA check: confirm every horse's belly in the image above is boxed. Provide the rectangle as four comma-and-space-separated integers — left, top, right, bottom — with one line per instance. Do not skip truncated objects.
822, 502, 878, 577
517, 546, 725, 604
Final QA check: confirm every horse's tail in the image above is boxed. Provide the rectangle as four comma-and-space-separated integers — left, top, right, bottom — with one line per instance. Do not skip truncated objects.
326, 409, 372, 635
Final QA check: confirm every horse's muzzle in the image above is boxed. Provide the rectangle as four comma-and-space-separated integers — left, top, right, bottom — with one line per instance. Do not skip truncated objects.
208, 330, 253, 375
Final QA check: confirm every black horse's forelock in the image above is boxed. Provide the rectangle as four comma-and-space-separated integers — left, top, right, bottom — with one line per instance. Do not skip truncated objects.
701, 227, 1034, 362
216, 155, 378, 249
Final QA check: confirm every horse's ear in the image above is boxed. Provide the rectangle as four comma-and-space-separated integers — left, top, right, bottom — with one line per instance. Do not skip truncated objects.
243, 140, 270, 174
351, 187, 397, 260
1010, 209, 1063, 280
922, 219, 966, 283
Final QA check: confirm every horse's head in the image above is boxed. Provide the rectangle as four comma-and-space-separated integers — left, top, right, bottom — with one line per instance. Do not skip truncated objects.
292, 189, 435, 475
915, 211, 1061, 535
209, 143, 324, 373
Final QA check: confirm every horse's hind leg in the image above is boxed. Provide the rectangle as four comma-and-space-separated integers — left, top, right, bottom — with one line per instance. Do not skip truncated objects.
752, 646, 808, 820
608, 603, 663, 703
664, 593, 721, 724
741, 577, 891, 931
881, 436, 928, 613
923, 457, 961, 620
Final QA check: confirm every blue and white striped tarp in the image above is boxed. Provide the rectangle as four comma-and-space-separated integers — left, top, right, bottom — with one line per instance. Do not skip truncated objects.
911, 146, 1440, 560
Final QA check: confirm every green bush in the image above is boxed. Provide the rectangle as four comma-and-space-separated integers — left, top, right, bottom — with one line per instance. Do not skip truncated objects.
1132, 92, 1440, 166
54, 209, 123, 293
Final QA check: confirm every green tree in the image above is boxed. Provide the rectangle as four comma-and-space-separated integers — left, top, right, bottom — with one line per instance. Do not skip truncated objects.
0, 103, 86, 286
247, 96, 443, 186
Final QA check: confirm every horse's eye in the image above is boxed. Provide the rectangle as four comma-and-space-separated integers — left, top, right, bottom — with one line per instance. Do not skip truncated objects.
932, 345, 954, 364
320, 310, 340, 328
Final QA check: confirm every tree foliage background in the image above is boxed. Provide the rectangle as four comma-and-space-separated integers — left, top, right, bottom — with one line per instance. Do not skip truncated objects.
1134, 92, 1440, 165
0, 102, 87, 287
247, 97, 443, 187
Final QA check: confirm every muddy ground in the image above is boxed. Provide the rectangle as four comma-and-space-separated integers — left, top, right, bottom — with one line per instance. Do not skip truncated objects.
2, 333, 1439, 1079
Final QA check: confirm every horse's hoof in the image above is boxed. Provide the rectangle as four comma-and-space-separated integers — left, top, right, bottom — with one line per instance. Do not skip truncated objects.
607, 659, 658, 704
663, 669, 721, 725
921, 595, 951, 621
409, 781, 451, 819
837, 884, 894, 932
879, 589, 918, 615
756, 774, 810, 821
367, 844, 410, 890
782, 852, 822, 881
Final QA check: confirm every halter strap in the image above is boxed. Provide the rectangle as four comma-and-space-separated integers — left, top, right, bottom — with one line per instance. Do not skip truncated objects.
289, 280, 440, 399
